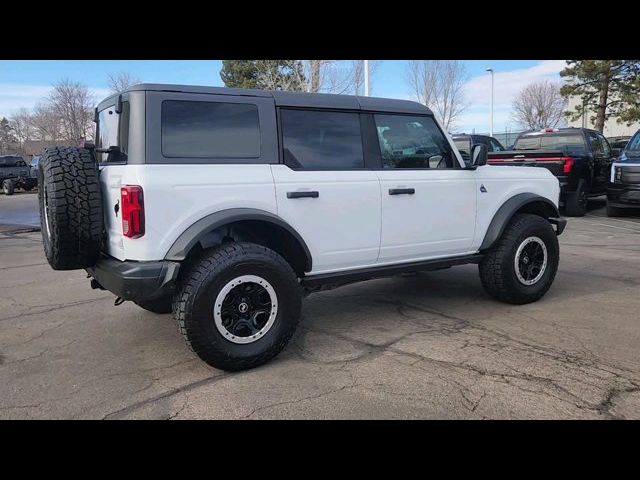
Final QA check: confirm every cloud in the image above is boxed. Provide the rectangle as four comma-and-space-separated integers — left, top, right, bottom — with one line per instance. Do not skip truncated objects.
0, 84, 111, 118
455, 60, 566, 132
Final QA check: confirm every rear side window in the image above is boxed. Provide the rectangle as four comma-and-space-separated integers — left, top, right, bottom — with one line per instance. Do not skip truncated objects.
514, 133, 586, 153
162, 100, 260, 158
280, 109, 364, 169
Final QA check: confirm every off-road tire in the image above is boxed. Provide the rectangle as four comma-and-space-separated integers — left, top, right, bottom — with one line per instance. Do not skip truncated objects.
479, 213, 559, 305
38, 147, 103, 270
135, 297, 173, 314
174, 242, 302, 371
3, 179, 15, 195
606, 202, 623, 217
564, 179, 587, 217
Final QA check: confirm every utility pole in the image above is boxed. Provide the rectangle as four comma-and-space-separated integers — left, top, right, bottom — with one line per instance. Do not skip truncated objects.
486, 67, 494, 137
364, 60, 370, 97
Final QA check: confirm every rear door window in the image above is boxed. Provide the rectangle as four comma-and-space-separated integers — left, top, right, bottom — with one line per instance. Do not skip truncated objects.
280, 109, 364, 170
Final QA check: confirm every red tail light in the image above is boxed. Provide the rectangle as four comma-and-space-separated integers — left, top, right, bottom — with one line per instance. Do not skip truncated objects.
120, 185, 144, 238
563, 157, 574, 174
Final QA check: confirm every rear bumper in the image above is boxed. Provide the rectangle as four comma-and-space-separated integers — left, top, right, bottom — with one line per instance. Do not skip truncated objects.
607, 183, 640, 207
86, 256, 180, 301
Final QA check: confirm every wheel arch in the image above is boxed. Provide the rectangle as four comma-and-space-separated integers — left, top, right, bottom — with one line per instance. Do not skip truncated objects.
164, 208, 313, 275
480, 193, 561, 251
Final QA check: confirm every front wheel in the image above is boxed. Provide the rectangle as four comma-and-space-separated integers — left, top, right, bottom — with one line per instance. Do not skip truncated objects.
174, 242, 302, 371
479, 213, 559, 305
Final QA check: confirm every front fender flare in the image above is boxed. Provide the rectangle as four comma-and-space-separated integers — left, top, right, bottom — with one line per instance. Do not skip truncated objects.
480, 193, 561, 251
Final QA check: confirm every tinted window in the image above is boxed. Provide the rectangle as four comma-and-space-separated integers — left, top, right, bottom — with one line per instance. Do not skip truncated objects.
281, 109, 363, 169
490, 138, 505, 152
587, 131, 604, 156
453, 138, 471, 156
514, 133, 586, 153
162, 100, 260, 158
375, 115, 457, 169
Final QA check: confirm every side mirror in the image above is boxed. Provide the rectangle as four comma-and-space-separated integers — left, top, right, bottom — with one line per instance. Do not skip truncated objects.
471, 143, 488, 166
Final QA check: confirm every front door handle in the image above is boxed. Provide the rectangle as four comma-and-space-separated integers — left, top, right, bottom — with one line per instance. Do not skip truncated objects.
389, 188, 415, 195
287, 191, 319, 199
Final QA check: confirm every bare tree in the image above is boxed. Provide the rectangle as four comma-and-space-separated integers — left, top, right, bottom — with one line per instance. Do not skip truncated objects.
253, 60, 307, 91
10, 108, 34, 151
301, 60, 382, 95
30, 103, 62, 141
512, 80, 567, 130
107, 72, 142, 94
48, 79, 95, 143
406, 60, 468, 130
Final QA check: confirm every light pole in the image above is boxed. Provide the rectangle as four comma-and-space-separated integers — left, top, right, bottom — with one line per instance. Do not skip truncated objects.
364, 60, 370, 97
486, 67, 494, 137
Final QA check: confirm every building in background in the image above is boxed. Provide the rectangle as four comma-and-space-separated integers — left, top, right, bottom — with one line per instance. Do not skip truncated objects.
566, 96, 640, 137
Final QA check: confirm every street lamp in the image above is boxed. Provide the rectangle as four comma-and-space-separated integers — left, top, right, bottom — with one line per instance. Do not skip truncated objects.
486, 67, 494, 137
364, 60, 370, 97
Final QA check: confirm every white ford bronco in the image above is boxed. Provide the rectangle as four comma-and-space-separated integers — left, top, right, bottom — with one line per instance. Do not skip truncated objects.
38, 84, 566, 371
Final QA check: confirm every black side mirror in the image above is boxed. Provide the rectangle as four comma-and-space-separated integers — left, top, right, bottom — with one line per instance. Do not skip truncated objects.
471, 143, 488, 166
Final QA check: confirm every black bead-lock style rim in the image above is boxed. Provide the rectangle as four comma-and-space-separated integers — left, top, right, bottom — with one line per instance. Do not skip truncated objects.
514, 236, 548, 286
213, 275, 278, 344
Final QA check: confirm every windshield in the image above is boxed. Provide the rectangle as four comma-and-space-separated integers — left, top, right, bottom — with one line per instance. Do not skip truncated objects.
625, 132, 640, 155
514, 133, 586, 153
0, 156, 23, 167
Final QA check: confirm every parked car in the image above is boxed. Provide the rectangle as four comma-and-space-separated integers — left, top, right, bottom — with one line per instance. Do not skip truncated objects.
37, 84, 566, 371
0, 155, 37, 195
452, 134, 505, 165
487, 127, 615, 217
607, 136, 631, 157
606, 130, 640, 216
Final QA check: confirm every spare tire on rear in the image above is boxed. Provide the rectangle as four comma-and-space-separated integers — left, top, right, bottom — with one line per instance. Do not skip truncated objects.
38, 146, 104, 270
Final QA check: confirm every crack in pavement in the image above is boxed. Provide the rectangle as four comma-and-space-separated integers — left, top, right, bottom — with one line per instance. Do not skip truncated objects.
0, 296, 112, 323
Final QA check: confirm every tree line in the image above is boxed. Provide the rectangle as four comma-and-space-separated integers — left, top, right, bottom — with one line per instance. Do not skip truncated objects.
1, 72, 139, 155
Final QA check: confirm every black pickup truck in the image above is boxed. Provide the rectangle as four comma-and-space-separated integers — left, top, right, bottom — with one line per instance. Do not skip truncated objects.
0, 155, 37, 195
487, 128, 615, 216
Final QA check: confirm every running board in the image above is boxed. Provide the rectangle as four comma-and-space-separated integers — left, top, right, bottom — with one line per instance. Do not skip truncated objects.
301, 254, 484, 291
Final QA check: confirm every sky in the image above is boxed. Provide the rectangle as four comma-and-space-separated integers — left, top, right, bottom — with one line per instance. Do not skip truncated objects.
0, 59, 566, 134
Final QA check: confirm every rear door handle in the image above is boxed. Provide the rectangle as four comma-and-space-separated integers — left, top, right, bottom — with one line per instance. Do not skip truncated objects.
287, 191, 319, 199
389, 188, 415, 195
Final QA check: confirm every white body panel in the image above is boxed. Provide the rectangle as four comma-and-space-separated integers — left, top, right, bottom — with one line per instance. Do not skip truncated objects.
376, 169, 477, 263
270, 165, 381, 274
99, 164, 277, 261
471, 165, 560, 249
100, 162, 559, 272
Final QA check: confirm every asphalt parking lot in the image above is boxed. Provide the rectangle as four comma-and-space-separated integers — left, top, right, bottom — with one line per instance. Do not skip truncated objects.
1, 192, 639, 419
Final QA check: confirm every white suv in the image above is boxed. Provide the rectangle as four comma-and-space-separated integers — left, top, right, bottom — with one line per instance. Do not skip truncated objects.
37, 84, 566, 371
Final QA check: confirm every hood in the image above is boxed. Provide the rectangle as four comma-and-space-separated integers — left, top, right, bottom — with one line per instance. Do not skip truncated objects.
616, 151, 640, 164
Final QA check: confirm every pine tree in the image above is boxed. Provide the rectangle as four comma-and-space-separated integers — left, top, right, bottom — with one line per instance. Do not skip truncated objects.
220, 60, 307, 91
560, 60, 640, 132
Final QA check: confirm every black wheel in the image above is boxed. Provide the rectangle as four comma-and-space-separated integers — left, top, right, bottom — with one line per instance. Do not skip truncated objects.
606, 202, 623, 217
38, 147, 103, 270
174, 242, 302, 371
479, 213, 559, 305
3, 179, 15, 195
135, 297, 173, 314
564, 179, 587, 217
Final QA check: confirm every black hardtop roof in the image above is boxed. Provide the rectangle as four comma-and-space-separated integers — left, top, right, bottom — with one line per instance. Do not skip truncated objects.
98, 83, 432, 115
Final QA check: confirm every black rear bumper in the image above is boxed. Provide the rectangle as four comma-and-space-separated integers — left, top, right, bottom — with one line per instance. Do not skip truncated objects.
86, 257, 180, 301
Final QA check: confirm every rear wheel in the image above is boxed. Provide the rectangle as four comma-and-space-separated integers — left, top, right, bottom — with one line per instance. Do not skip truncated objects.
564, 179, 587, 217
174, 242, 302, 371
2, 179, 15, 195
479, 214, 559, 305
